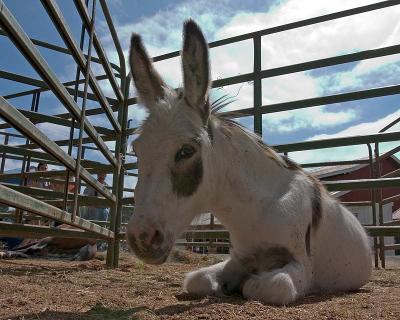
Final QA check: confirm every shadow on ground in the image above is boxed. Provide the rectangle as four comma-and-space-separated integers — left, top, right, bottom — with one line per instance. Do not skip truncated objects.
1, 287, 381, 320
0, 259, 104, 277
4, 303, 150, 320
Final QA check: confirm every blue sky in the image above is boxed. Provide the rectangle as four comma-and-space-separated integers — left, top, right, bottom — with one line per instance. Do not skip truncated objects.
1, 0, 400, 179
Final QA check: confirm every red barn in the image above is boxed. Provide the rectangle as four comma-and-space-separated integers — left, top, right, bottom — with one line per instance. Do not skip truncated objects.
311, 153, 400, 255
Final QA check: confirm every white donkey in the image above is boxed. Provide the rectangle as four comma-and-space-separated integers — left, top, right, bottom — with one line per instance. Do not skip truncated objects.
126, 20, 372, 305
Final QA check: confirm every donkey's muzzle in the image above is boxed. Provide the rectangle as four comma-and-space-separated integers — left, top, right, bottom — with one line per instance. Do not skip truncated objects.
126, 224, 171, 264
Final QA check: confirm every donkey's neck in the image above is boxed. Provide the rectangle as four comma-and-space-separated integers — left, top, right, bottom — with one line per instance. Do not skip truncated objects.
206, 119, 296, 245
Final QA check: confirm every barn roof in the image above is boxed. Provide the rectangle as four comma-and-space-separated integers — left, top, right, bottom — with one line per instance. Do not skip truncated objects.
393, 208, 400, 220
308, 154, 400, 179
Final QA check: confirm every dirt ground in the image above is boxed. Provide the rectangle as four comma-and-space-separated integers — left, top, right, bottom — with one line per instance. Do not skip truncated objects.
0, 251, 399, 320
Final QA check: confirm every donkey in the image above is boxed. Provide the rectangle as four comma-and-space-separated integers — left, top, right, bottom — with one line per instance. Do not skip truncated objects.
126, 20, 372, 305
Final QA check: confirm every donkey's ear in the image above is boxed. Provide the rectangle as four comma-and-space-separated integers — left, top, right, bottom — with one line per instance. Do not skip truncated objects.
182, 20, 210, 117
130, 34, 166, 109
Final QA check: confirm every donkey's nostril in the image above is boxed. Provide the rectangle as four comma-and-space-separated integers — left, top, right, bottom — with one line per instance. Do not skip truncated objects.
151, 229, 164, 247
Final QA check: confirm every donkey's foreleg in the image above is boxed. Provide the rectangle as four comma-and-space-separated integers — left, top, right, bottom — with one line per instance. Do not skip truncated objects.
183, 258, 246, 296
242, 261, 311, 305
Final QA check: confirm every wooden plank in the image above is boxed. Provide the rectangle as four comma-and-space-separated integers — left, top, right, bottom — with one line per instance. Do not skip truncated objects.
365, 226, 400, 237
182, 230, 230, 240
274, 131, 400, 153
17, 109, 115, 136
383, 220, 400, 226
0, 184, 114, 238
0, 169, 67, 179
0, 97, 115, 202
1, 183, 110, 206
324, 177, 400, 191
383, 244, 400, 251
16, 133, 116, 150
0, 145, 118, 172
341, 201, 373, 207
0, 221, 108, 240
175, 241, 230, 247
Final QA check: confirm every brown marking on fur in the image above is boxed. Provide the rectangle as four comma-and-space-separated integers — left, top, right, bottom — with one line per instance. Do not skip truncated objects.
171, 158, 203, 197
239, 246, 295, 275
281, 155, 303, 171
207, 118, 214, 143
211, 103, 325, 231
211, 108, 300, 171
215, 120, 287, 169
308, 174, 323, 229
305, 224, 311, 257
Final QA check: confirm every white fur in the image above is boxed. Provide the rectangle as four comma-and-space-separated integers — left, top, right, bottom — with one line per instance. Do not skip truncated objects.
181, 123, 372, 304
127, 20, 372, 305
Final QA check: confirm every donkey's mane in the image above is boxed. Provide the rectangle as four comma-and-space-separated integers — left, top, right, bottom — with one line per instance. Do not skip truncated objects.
210, 95, 300, 171
134, 92, 301, 172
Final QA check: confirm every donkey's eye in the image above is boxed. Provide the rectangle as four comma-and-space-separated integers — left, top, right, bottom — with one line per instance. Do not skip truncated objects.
175, 145, 196, 162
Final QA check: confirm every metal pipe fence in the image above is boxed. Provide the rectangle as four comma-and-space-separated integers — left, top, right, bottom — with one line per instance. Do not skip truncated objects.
0, 0, 125, 267
1, 0, 400, 268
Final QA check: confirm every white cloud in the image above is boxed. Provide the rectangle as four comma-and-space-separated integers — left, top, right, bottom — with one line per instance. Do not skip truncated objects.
36, 122, 70, 142
123, 175, 137, 197
216, 70, 357, 132
216, 0, 399, 68
308, 110, 400, 140
96, 0, 400, 135
290, 109, 400, 164
210, 0, 400, 132
265, 106, 357, 133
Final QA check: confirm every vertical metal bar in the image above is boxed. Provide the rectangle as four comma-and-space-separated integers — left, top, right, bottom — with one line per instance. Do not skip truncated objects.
0, 134, 9, 173
99, 0, 125, 78
99, 0, 128, 196
63, 0, 89, 213
78, 146, 86, 196
107, 79, 128, 268
208, 213, 216, 254
374, 142, 385, 268
21, 92, 38, 179
106, 64, 129, 268
17, 92, 38, 223
367, 143, 379, 268
102, 6, 127, 264
71, 0, 96, 221
253, 35, 262, 136
25, 91, 41, 179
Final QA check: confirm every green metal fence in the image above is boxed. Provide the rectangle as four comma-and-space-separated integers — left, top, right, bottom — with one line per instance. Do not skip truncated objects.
1, 0, 400, 269
0, 0, 129, 268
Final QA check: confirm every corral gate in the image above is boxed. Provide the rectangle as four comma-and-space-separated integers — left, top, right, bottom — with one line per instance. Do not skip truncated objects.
0, 0, 400, 268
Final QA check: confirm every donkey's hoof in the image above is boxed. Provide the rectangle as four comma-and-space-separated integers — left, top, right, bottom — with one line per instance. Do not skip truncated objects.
242, 272, 297, 305
183, 270, 219, 296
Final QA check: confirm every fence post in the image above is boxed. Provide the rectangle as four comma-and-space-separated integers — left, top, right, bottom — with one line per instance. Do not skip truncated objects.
253, 35, 262, 136
367, 143, 379, 268
374, 143, 385, 268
